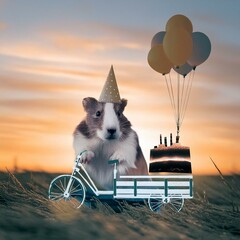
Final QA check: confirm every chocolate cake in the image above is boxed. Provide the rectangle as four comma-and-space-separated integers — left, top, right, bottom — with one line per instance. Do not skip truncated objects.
149, 142, 192, 173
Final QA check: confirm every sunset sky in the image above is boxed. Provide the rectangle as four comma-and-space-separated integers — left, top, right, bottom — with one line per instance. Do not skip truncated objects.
0, 0, 239, 174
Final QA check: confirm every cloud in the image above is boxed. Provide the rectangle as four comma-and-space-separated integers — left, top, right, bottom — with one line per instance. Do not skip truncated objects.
0, 98, 82, 116
0, 71, 103, 97
13, 65, 104, 80
0, 41, 81, 63
206, 43, 240, 86
47, 33, 106, 52
1, 75, 76, 93
45, 29, 146, 53
0, 97, 85, 134
0, 20, 150, 65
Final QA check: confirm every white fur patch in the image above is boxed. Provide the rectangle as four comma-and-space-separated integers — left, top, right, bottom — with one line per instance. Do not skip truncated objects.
97, 103, 121, 140
73, 130, 138, 189
109, 131, 137, 173
73, 131, 100, 156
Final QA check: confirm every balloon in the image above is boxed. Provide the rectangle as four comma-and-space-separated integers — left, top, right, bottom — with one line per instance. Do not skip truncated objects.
187, 32, 211, 67
166, 14, 193, 33
148, 44, 173, 75
151, 31, 166, 47
163, 28, 193, 67
174, 63, 193, 77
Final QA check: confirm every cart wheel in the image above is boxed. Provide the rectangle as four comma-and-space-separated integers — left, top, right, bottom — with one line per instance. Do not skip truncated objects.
168, 195, 184, 212
49, 174, 86, 209
148, 194, 184, 213
148, 194, 165, 213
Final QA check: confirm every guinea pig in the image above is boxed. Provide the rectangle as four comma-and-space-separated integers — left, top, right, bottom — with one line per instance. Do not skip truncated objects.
73, 97, 148, 190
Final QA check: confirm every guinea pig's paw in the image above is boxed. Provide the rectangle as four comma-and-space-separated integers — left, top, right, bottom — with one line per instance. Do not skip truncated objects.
110, 152, 126, 163
80, 150, 95, 164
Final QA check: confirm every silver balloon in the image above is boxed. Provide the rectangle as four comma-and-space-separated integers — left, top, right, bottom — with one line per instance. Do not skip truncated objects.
174, 63, 193, 77
151, 31, 166, 47
188, 32, 211, 67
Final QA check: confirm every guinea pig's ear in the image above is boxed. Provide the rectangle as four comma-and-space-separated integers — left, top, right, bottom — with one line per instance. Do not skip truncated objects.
120, 98, 128, 112
82, 97, 98, 112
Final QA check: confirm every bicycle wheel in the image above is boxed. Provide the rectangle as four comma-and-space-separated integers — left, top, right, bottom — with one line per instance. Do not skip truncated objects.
49, 174, 86, 209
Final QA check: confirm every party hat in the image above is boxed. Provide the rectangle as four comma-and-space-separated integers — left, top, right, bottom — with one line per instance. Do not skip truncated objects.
99, 65, 121, 103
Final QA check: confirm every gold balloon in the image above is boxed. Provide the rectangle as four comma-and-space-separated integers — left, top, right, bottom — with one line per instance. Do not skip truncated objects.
166, 14, 193, 33
163, 28, 193, 67
148, 44, 173, 75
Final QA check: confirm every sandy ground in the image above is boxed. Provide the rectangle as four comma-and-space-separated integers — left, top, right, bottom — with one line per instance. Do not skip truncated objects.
0, 171, 239, 240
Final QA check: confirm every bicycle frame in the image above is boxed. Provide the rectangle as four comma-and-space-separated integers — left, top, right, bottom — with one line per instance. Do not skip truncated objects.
70, 151, 115, 196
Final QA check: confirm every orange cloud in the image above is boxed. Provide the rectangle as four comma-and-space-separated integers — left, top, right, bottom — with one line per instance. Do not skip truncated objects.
45, 31, 145, 53
0, 21, 149, 65
47, 33, 106, 52
0, 41, 81, 63
13, 65, 104, 80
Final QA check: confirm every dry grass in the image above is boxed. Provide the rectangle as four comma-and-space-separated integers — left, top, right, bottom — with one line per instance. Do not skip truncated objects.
0, 170, 239, 239
210, 157, 240, 212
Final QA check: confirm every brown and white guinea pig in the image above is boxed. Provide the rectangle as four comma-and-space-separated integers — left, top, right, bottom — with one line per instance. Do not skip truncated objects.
73, 97, 148, 190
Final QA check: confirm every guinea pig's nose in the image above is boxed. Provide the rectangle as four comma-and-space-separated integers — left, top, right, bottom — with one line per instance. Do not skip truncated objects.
107, 128, 116, 135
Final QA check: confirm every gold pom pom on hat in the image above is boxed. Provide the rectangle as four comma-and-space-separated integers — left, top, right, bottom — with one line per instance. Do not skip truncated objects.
99, 65, 121, 103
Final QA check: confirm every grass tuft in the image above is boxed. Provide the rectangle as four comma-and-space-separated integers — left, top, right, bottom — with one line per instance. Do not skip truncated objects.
210, 157, 239, 212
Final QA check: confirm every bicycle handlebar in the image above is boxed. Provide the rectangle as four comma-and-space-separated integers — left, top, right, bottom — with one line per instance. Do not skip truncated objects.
108, 159, 119, 165
76, 151, 119, 166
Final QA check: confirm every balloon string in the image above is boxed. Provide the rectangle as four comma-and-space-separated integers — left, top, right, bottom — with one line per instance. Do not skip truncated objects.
180, 69, 195, 126
164, 74, 177, 124
184, 69, 195, 119
164, 75, 173, 109
169, 72, 177, 122
177, 72, 180, 136
179, 71, 191, 126
165, 75, 173, 115
169, 74, 177, 123
179, 72, 190, 127
179, 74, 186, 124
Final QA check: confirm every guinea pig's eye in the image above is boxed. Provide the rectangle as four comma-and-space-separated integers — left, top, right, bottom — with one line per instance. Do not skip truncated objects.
117, 111, 121, 117
96, 111, 101, 117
